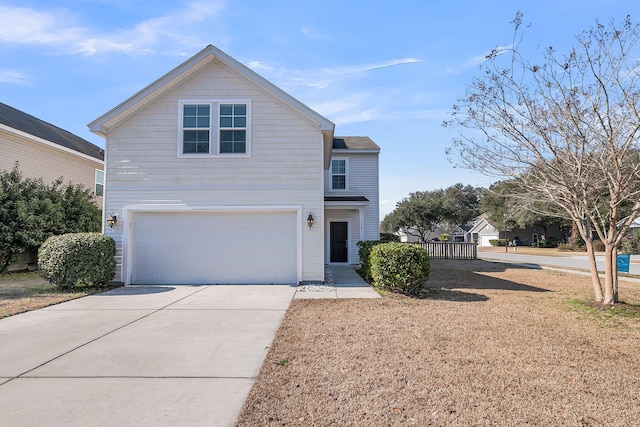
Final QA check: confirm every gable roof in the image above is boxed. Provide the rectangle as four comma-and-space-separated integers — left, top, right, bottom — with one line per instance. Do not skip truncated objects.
467, 218, 499, 235
332, 136, 380, 152
88, 44, 335, 137
0, 102, 103, 161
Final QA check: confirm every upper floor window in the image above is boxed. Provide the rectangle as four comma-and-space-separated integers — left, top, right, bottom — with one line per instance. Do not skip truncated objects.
331, 158, 348, 190
219, 104, 246, 154
179, 100, 251, 157
95, 169, 104, 197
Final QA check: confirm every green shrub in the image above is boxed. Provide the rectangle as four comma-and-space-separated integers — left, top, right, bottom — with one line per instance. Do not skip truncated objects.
370, 243, 430, 295
357, 240, 383, 282
538, 237, 559, 248
0, 163, 101, 272
489, 239, 507, 247
38, 233, 116, 289
379, 233, 400, 242
439, 233, 451, 242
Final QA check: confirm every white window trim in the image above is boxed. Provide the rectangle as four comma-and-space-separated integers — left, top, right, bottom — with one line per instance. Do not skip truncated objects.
329, 157, 349, 191
177, 99, 252, 158
95, 169, 104, 197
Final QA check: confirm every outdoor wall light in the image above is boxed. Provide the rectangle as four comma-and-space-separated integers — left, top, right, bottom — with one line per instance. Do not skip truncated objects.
106, 213, 117, 228
307, 213, 314, 229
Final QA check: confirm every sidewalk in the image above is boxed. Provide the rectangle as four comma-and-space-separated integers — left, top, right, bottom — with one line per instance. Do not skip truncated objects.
294, 265, 380, 299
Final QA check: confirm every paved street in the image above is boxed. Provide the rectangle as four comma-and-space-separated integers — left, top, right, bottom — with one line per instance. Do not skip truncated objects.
477, 250, 640, 276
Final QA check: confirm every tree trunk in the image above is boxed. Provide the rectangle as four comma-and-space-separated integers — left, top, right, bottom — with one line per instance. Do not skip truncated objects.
585, 240, 604, 302
602, 242, 618, 304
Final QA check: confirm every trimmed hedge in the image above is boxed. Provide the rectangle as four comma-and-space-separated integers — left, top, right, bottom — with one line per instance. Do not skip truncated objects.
38, 233, 116, 289
370, 242, 430, 295
489, 239, 507, 247
357, 240, 384, 282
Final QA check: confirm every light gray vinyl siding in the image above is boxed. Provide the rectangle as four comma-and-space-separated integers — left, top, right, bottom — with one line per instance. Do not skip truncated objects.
102, 61, 325, 282
0, 128, 104, 205
325, 152, 380, 263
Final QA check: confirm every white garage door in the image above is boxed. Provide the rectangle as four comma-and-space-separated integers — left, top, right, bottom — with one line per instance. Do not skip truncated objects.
479, 234, 499, 247
130, 210, 297, 285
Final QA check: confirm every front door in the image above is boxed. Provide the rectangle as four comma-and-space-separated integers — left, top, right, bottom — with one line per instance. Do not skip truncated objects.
330, 222, 349, 263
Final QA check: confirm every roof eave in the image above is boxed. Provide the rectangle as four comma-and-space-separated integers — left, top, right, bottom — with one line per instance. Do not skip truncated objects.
88, 44, 335, 138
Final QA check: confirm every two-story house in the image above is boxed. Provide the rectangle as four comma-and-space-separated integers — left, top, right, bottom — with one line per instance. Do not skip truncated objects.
89, 45, 379, 285
0, 102, 104, 203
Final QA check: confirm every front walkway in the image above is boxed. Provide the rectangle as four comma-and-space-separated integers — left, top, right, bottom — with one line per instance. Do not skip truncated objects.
295, 265, 380, 299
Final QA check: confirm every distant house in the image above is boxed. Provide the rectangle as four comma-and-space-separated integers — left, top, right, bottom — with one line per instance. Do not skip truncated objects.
89, 45, 380, 285
466, 214, 500, 246
466, 213, 567, 247
0, 102, 104, 204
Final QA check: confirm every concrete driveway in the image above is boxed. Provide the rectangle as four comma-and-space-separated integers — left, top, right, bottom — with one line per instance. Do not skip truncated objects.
0, 284, 297, 427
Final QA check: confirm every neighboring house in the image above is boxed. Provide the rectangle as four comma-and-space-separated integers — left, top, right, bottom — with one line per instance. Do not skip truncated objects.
0, 102, 105, 204
466, 215, 500, 246
466, 213, 566, 246
451, 225, 471, 242
89, 45, 380, 285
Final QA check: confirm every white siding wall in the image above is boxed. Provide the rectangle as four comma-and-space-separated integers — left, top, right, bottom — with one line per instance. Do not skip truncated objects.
103, 61, 325, 282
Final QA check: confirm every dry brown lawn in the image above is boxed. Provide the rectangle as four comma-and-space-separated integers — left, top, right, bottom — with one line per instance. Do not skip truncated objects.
237, 259, 640, 426
0, 272, 105, 318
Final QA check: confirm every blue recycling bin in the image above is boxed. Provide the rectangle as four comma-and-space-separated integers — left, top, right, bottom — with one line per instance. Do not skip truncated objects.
617, 254, 631, 273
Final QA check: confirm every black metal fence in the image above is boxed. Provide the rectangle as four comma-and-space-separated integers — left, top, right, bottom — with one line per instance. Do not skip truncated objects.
413, 242, 477, 260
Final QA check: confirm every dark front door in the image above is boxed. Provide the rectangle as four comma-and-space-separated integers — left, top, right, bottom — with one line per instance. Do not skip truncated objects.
330, 222, 348, 263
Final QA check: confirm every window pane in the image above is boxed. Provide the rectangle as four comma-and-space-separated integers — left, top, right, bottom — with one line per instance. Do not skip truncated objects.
332, 160, 345, 174
233, 117, 246, 127
234, 104, 246, 115
196, 142, 209, 153
220, 141, 232, 153
95, 183, 104, 197
184, 130, 209, 154
220, 117, 233, 128
184, 142, 196, 153
96, 170, 104, 184
184, 104, 209, 128
220, 104, 233, 115
234, 130, 246, 142
332, 176, 346, 189
219, 130, 246, 153
220, 130, 233, 142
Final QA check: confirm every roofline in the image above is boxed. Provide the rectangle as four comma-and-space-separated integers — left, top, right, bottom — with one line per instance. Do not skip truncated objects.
88, 44, 335, 137
0, 123, 104, 165
332, 148, 380, 154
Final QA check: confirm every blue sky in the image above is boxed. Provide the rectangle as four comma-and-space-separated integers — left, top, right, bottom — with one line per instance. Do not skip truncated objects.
0, 0, 636, 217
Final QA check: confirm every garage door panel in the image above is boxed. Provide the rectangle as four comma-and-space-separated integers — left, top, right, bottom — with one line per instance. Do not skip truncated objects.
131, 211, 297, 285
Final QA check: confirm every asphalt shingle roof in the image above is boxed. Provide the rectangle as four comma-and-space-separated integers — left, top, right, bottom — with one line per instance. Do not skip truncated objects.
332, 136, 380, 151
0, 102, 103, 161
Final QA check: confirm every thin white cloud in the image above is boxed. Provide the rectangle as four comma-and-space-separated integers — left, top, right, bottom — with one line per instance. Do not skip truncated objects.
447, 44, 512, 74
0, 2, 225, 56
0, 68, 29, 85
248, 61, 274, 72
324, 58, 421, 76
255, 57, 421, 91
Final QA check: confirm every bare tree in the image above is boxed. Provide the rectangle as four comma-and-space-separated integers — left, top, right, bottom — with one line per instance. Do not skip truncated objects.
445, 14, 640, 304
